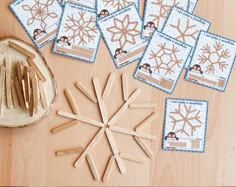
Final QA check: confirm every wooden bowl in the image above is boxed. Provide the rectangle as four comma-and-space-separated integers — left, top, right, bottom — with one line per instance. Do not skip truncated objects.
0, 37, 56, 128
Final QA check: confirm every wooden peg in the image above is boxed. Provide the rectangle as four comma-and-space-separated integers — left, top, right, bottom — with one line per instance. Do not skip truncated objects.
64, 89, 79, 114
9, 41, 36, 58
135, 112, 158, 131
122, 73, 129, 101
103, 156, 115, 182
11, 79, 19, 108
55, 146, 83, 156
39, 81, 47, 109
16, 62, 23, 84
27, 58, 46, 82
129, 103, 157, 109
51, 120, 78, 134
75, 82, 97, 103
14, 77, 26, 110
102, 73, 115, 99
5, 57, 13, 109
0, 67, 6, 115
32, 77, 39, 114
86, 154, 101, 181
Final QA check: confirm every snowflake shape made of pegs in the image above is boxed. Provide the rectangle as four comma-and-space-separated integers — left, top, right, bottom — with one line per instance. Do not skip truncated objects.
52, 73, 158, 182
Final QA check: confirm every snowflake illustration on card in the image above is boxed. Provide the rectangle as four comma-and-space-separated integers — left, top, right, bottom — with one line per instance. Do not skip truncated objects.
163, 98, 208, 152
134, 32, 191, 94
10, 0, 62, 48
142, 0, 189, 39
53, 3, 101, 63
97, 0, 139, 19
186, 31, 236, 92
98, 4, 148, 68
60, 0, 95, 8
162, 7, 211, 68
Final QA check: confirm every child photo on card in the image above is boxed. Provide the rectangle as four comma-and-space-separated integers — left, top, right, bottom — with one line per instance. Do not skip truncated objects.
9, 0, 62, 48
163, 98, 208, 153
142, 0, 189, 39
134, 31, 192, 94
97, 4, 148, 68
60, 0, 95, 8
162, 6, 211, 68
53, 3, 101, 63
185, 31, 236, 92
96, 0, 139, 19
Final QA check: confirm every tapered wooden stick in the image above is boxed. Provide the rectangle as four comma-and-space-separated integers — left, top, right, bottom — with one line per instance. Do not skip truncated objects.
86, 154, 101, 181
119, 152, 145, 163
9, 41, 36, 58
129, 103, 157, 109
5, 57, 13, 109
39, 81, 47, 109
11, 79, 19, 108
29, 88, 34, 117
134, 137, 153, 159
135, 112, 158, 131
51, 120, 78, 134
57, 111, 104, 128
0, 67, 6, 115
93, 77, 108, 124
32, 77, 38, 114
108, 88, 141, 125
103, 156, 115, 182
105, 129, 126, 174
109, 126, 156, 140
23, 66, 30, 103
16, 62, 23, 84
75, 82, 97, 103
14, 77, 26, 110
56, 146, 83, 156
27, 58, 46, 82
64, 89, 79, 114
102, 73, 115, 99
74, 128, 105, 168
122, 73, 128, 101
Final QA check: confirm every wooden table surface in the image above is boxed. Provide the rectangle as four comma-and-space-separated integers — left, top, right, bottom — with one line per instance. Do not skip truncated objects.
0, 0, 236, 186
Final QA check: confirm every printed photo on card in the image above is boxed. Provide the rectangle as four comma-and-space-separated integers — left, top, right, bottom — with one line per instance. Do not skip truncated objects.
142, 0, 189, 39
60, 0, 95, 8
53, 3, 101, 63
162, 6, 211, 68
134, 31, 192, 94
188, 0, 198, 13
185, 31, 236, 92
162, 98, 208, 153
9, 0, 62, 48
96, 0, 139, 19
97, 4, 148, 68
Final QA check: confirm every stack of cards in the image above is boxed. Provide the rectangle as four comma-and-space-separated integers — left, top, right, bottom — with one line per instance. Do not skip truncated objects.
10, 0, 235, 92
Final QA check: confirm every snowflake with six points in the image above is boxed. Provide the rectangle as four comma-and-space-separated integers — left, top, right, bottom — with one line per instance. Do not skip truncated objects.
22, 0, 58, 30
107, 15, 140, 48
64, 10, 98, 46
52, 73, 158, 182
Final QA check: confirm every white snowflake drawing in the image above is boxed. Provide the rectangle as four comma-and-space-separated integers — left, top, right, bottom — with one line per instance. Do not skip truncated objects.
103, 0, 135, 10
198, 41, 230, 74
107, 15, 140, 48
64, 10, 98, 46
22, 0, 58, 30
149, 43, 183, 75
169, 103, 202, 136
52, 73, 157, 182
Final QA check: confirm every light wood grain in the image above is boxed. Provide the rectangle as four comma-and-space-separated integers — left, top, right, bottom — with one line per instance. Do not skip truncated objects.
1, 0, 236, 186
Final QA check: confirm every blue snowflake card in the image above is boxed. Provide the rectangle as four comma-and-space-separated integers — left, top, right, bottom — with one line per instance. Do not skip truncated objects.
188, 0, 198, 13
163, 98, 208, 153
96, 0, 139, 19
162, 7, 211, 68
9, 0, 62, 48
53, 3, 101, 63
133, 31, 192, 94
142, 0, 189, 39
185, 31, 236, 92
59, 0, 95, 8
97, 4, 148, 68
